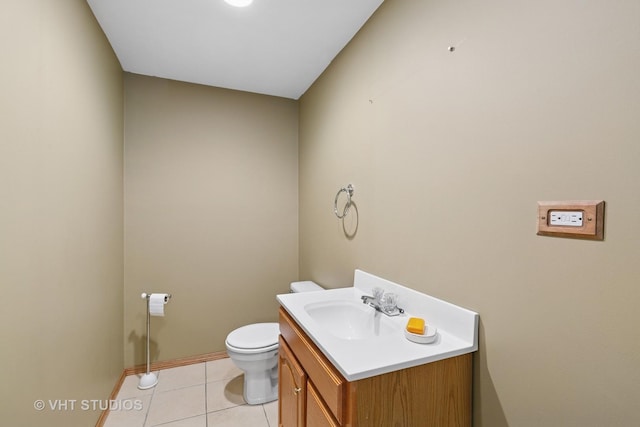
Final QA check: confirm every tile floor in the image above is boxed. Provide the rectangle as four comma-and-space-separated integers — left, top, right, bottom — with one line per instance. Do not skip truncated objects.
103, 358, 278, 427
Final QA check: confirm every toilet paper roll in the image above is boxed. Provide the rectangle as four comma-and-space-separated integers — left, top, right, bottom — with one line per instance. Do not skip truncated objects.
149, 293, 169, 317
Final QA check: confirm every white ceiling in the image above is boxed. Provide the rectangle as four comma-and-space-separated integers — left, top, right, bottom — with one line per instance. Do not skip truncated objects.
87, 0, 384, 99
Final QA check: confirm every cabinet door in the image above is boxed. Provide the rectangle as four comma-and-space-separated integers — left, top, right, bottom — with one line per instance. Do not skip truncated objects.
279, 337, 307, 427
306, 380, 340, 427
280, 308, 346, 424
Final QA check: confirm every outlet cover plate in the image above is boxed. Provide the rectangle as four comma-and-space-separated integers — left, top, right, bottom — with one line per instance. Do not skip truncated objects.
537, 200, 604, 240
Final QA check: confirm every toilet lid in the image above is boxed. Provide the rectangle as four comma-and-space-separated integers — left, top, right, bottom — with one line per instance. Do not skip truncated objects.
226, 323, 280, 350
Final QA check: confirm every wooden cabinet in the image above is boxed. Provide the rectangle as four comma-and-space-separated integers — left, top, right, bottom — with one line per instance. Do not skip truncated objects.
306, 381, 340, 427
279, 336, 306, 427
278, 307, 472, 427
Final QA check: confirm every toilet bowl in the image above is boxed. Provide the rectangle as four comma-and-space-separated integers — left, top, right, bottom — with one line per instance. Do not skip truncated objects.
225, 323, 280, 404
225, 280, 323, 405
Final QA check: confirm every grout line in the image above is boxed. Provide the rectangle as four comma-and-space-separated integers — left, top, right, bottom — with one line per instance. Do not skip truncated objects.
149, 414, 204, 427
142, 371, 157, 427
262, 404, 270, 427
204, 361, 209, 427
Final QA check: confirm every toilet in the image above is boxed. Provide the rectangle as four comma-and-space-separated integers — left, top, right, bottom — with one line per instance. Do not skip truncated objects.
225, 280, 323, 405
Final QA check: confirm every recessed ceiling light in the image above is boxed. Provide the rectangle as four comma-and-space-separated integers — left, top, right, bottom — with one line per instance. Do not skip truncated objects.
224, 0, 253, 7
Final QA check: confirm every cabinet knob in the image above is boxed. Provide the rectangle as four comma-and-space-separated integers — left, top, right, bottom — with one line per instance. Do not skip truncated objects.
293, 387, 302, 395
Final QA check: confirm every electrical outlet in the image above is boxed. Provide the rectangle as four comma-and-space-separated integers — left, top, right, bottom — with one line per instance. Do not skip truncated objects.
537, 200, 604, 240
549, 211, 583, 227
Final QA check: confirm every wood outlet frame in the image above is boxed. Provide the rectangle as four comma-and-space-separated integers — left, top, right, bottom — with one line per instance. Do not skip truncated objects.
537, 200, 605, 240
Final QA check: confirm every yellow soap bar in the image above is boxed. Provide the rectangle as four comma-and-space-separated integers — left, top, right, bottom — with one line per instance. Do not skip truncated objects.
406, 317, 425, 335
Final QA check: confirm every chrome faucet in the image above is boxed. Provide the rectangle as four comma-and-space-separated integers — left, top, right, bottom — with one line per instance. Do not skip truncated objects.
361, 294, 379, 307
361, 293, 404, 316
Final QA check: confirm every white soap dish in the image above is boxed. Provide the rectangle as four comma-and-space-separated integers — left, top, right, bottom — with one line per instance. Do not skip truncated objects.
405, 325, 438, 344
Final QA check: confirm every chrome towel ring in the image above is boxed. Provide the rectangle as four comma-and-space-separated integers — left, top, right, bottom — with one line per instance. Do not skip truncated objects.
334, 184, 354, 219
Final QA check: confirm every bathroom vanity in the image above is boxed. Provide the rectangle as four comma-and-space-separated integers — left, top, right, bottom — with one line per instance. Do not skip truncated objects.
276, 270, 479, 427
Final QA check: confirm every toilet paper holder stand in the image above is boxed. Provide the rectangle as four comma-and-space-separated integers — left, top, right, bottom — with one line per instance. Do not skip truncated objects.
138, 292, 172, 390
141, 292, 172, 301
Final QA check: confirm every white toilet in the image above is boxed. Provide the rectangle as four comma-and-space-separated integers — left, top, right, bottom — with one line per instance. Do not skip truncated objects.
225, 280, 323, 405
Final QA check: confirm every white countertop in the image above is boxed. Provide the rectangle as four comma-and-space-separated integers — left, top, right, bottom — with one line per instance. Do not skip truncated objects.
277, 270, 479, 382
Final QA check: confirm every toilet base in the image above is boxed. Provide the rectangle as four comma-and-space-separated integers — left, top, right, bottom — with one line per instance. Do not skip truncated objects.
242, 364, 278, 405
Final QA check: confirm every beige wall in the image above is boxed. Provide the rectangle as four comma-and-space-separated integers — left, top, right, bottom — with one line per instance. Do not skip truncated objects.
299, 0, 640, 426
0, 0, 124, 426
123, 74, 299, 367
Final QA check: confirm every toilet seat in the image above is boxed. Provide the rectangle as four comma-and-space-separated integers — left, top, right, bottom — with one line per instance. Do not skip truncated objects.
225, 323, 279, 354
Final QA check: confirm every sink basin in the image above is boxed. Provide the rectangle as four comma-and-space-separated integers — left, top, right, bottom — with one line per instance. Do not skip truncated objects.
304, 300, 395, 340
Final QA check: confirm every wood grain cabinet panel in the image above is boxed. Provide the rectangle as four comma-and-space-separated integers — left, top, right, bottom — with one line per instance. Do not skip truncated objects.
306, 381, 340, 427
279, 337, 306, 427
279, 309, 346, 424
349, 355, 472, 426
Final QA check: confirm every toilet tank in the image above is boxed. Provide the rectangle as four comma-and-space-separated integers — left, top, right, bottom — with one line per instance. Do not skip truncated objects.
290, 280, 323, 293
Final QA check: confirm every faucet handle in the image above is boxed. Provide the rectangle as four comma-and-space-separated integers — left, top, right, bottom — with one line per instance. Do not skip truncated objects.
381, 292, 398, 312
381, 292, 405, 315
